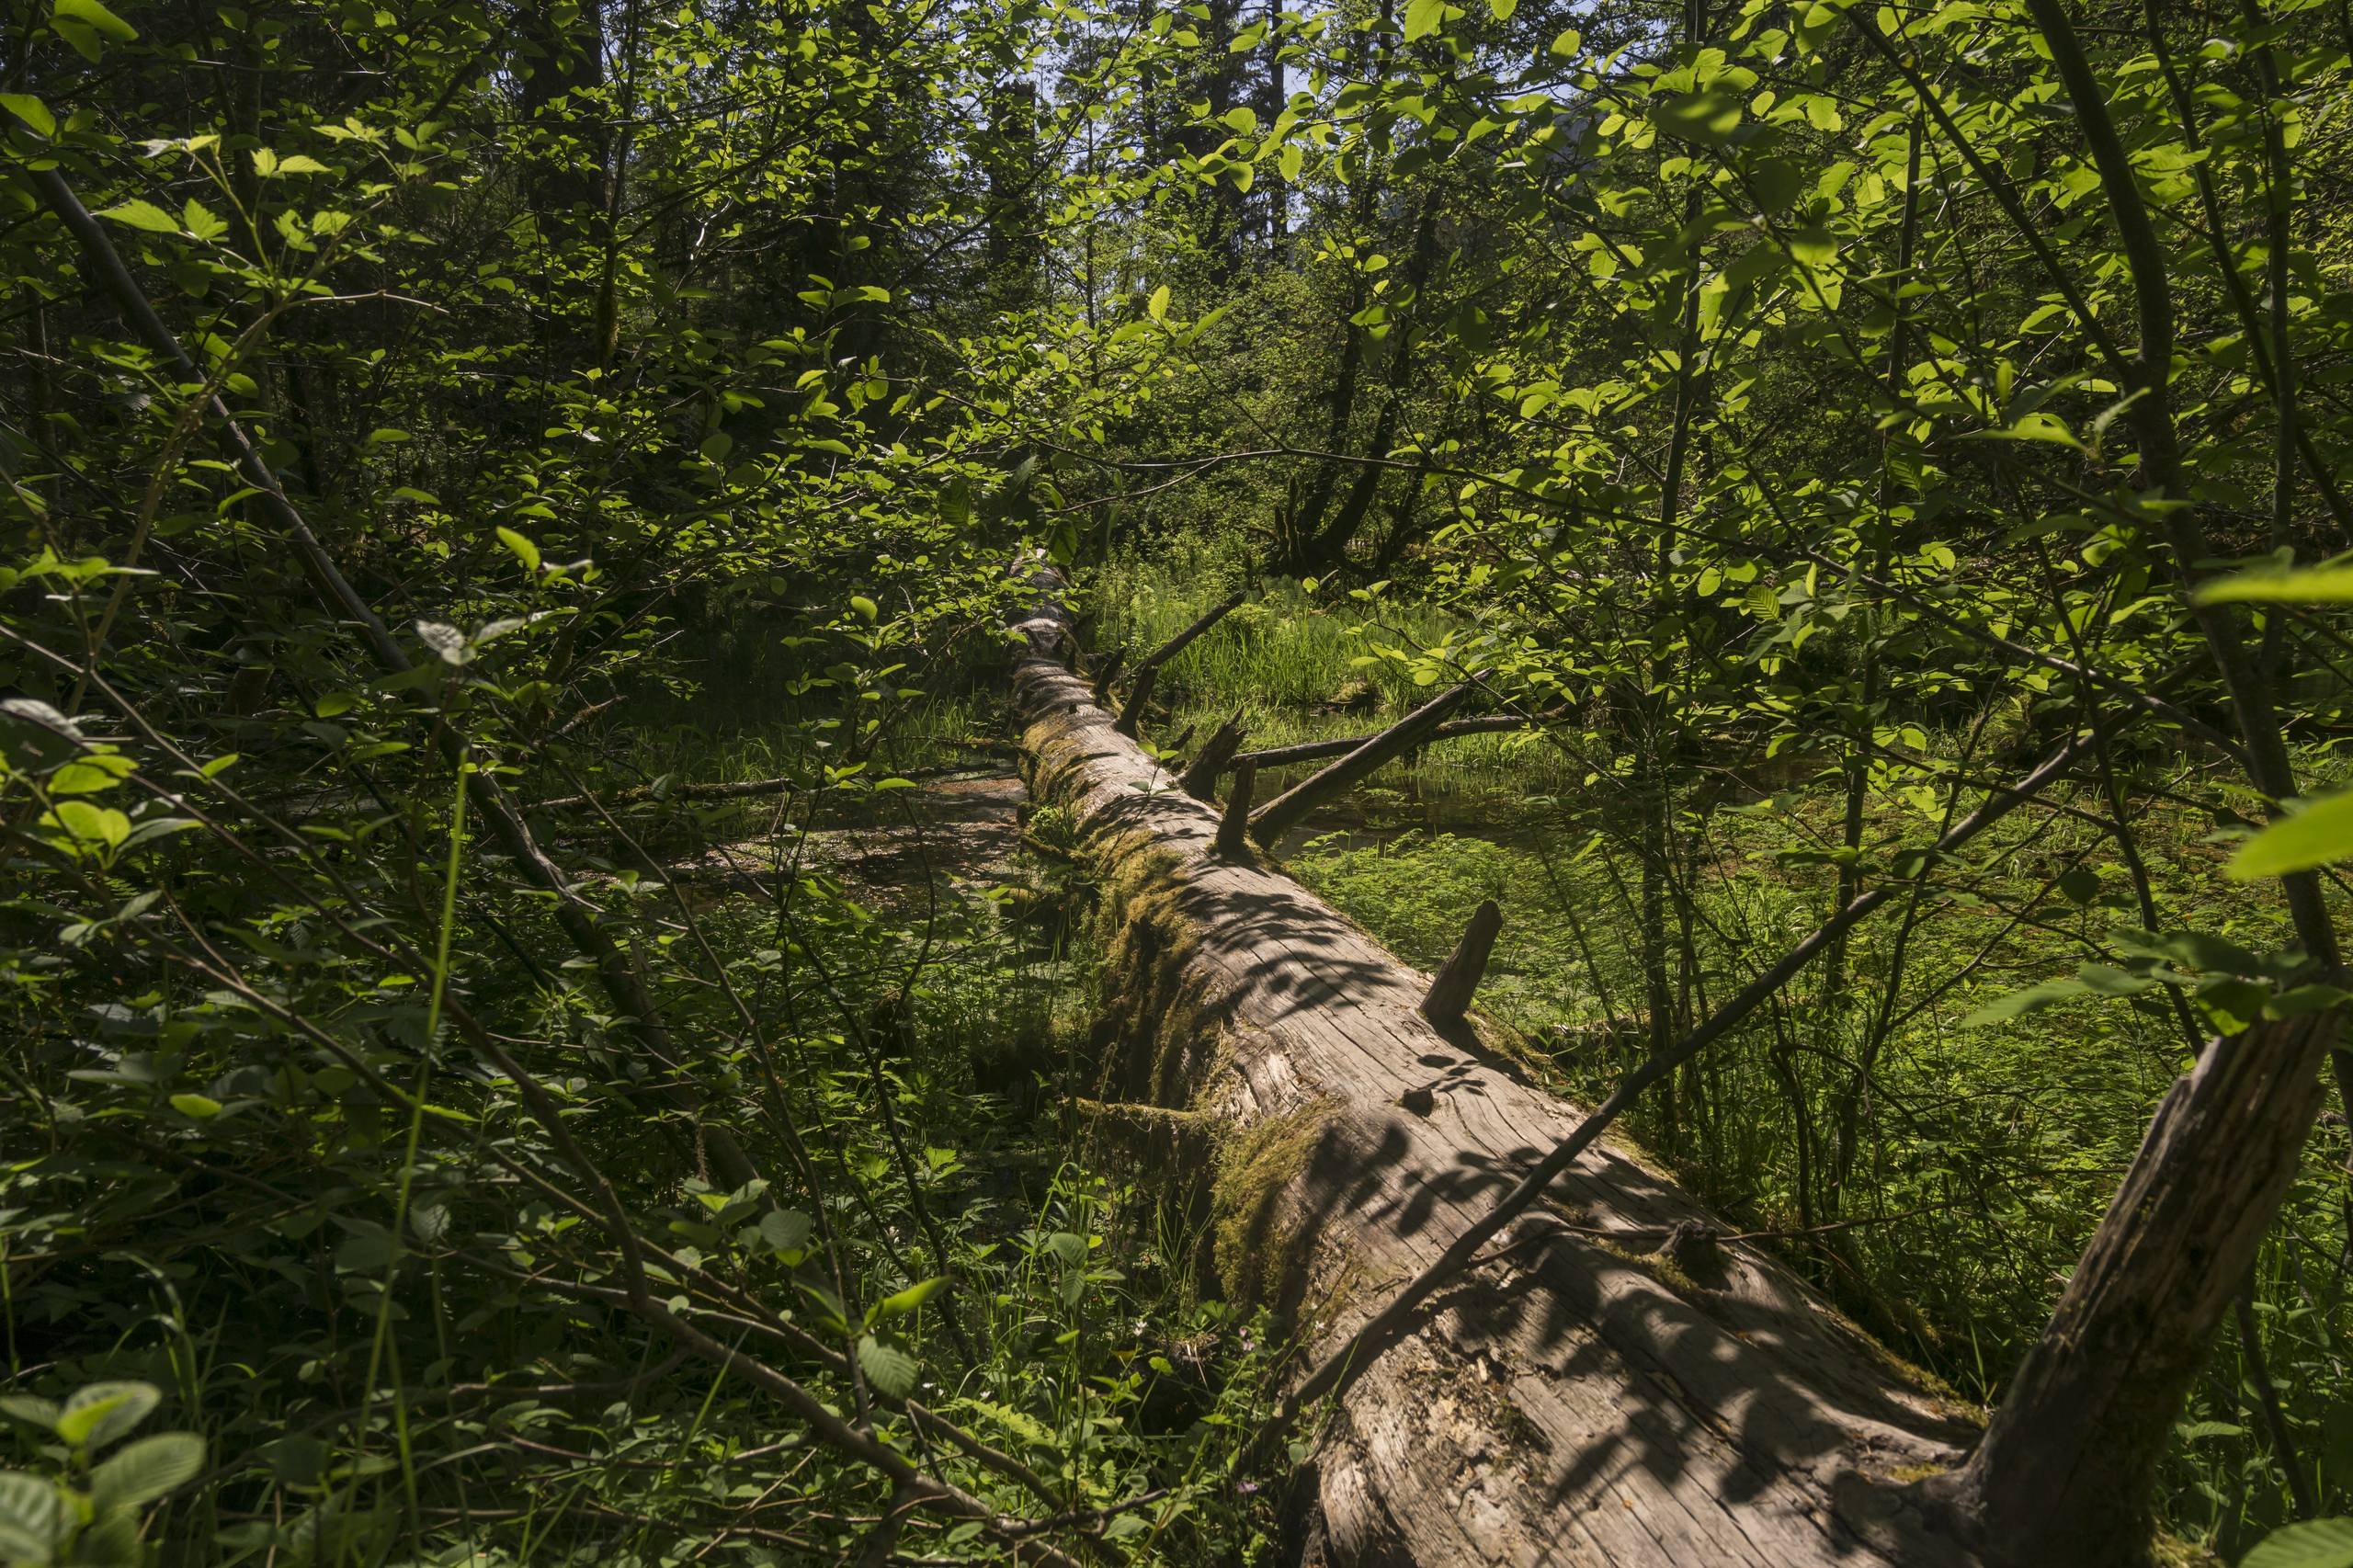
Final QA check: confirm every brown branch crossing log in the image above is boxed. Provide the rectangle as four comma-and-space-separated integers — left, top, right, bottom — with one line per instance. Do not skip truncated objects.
1419, 899, 1501, 1027
1114, 587, 1245, 735
1176, 710, 1247, 800
1009, 567, 1984, 1568
1230, 710, 1555, 772
1247, 680, 1476, 844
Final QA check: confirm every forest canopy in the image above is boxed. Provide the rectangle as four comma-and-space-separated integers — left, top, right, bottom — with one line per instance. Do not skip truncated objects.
3, 0, 2353, 1562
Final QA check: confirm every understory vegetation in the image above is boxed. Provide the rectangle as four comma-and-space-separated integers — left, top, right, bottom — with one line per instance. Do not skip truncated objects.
4, 0, 2353, 1561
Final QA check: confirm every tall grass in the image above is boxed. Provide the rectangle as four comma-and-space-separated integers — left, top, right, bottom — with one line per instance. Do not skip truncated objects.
1088, 551, 1583, 804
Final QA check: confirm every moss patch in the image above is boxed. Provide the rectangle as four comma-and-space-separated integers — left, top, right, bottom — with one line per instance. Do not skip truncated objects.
1211, 1098, 1342, 1303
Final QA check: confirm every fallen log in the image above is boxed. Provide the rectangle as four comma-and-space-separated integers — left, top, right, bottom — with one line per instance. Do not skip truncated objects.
1010, 579, 1982, 1568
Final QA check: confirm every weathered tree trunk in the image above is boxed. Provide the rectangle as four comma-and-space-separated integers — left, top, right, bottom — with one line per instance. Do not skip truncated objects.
1011, 586, 1984, 1568
1926, 1011, 2337, 1566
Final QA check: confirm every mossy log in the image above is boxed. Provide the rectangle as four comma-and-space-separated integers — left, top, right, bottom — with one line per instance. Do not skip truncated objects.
1011, 583, 1983, 1568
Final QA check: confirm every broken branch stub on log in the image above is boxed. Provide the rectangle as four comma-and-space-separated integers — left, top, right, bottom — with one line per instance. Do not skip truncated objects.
1137, 588, 1247, 676
1216, 761, 1257, 859
1110, 664, 1156, 738
1247, 679, 1478, 845
1176, 710, 1247, 801
1009, 570, 1983, 1568
1088, 647, 1125, 707
1419, 899, 1501, 1027
1927, 1009, 2339, 1566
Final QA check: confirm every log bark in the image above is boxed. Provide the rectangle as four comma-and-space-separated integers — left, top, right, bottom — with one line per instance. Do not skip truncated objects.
1926, 1010, 2337, 1566
1249, 680, 1477, 844
1009, 581, 1984, 1568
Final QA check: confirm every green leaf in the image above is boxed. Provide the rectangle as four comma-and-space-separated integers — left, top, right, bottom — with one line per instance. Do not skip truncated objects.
1649, 88, 1744, 145
416, 621, 468, 665
0, 95, 57, 137
1147, 284, 1169, 322
848, 594, 879, 621
494, 527, 540, 572
181, 199, 228, 241
2245, 1517, 2353, 1568
1278, 142, 1303, 181
56, 1382, 158, 1450
170, 1093, 222, 1119
757, 1208, 812, 1256
98, 200, 179, 234
1490, 0, 1518, 17
2229, 791, 2353, 881
1962, 976, 2091, 1027
52, 0, 136, 40
2197, 564, 2353, 605
50, 753, 133, 794
0, 1471, 60, 1561
1403, 0, 1446, 40
1787, 225, 1837, 267
857, 1335, 918, 1399
49, 801, 130, 849
869, 1277, 950, 1324
89, 1433, 204, 1513
1221, 106, 1256, 133
0, 1398, 60, 1434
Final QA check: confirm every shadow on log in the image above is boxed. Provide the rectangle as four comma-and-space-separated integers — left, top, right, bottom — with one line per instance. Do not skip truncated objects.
1009, 572, 1984, 1568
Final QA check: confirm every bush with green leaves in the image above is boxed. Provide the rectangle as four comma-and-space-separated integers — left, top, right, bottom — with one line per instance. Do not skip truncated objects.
0, 1383, 203, 1568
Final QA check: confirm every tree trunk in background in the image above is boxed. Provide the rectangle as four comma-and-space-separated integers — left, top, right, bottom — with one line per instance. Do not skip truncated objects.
1294, 200, 1439, 572
987, 81, 1042, 309
1256, 0, 1284, 255
517, 0, 608, 218
1929, 1012, 2338, 1566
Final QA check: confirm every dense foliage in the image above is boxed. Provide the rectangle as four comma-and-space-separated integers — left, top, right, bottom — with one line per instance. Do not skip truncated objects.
3, 0, 2352, 1560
